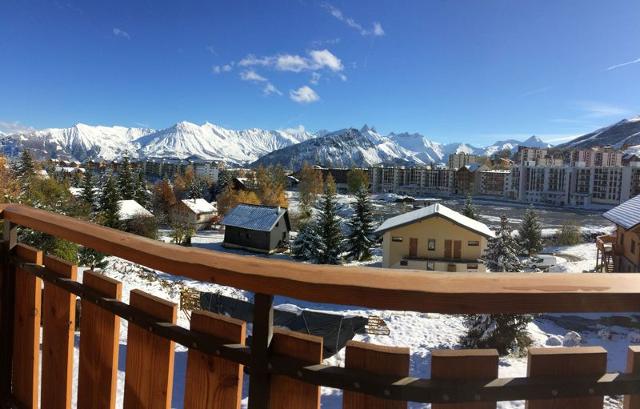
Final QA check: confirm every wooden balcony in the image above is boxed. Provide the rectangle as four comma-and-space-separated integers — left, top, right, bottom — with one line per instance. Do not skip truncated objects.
3, 203, 640, 408
596, 233, 618, 272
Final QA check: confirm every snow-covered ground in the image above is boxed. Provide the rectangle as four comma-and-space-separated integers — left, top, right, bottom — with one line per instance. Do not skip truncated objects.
60, 224, 634, 408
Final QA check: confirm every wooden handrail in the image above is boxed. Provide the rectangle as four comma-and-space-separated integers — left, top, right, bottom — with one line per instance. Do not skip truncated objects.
3, 203, 640, 314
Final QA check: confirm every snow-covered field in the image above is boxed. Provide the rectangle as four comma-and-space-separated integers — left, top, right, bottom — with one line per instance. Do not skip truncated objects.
60, 221, 635, 409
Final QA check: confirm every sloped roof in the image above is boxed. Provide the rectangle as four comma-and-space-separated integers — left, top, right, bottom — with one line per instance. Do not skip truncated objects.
374, 203, 495, 238
603, 195, 640, 230
222, 204, 290, 232
181, 198, 216, 214
117, 200, 153, 221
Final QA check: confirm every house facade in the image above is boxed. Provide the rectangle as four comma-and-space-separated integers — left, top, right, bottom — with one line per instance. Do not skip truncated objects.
599, 195, 640, 272
221, 204, 291, 254
375, 204, 494, 272
171, 198, 217, 230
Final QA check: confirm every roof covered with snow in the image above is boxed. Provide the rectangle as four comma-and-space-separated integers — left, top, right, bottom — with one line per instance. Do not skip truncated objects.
603, 195, 640, 230
374, 203, 495, 237
117, 200, 153, 221
222, 204, 289, 232
180, 198, 216, 214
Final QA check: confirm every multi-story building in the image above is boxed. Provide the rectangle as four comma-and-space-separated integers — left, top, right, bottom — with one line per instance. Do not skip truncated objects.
369, 166, 455, 196
448, 153, 478, 170
479, 169, 509, 196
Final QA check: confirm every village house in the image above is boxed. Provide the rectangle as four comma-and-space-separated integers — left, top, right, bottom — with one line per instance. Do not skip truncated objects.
171, 198, 217, 230
598, 195, 640, 272
221, 204, 290, 254
375, 203, 494, 272
117, 199, 153, 222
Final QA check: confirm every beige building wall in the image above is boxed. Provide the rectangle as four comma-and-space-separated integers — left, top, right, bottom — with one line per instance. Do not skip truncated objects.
381, 215, 489, 271
615, 225, 640, 272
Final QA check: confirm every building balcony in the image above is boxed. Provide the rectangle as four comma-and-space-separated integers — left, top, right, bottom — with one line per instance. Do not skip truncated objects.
2, 203, 640, 408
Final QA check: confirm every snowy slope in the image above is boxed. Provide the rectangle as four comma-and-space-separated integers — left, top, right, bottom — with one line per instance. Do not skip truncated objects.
0, 123, 153, 161
559, 116, 640, 149
253, 127, 425, 169
137, 121, 314, 164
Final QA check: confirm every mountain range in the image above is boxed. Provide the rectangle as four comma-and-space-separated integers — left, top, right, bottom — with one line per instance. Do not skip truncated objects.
3, 116, 639, 168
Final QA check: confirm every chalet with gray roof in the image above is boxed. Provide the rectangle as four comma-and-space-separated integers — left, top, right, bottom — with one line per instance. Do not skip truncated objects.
221, 204, 291, 254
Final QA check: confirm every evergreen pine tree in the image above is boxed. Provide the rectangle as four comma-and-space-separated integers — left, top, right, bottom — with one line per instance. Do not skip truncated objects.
99, 174, 121, 228
318, 174, 343, 264
462, 194, 477, 220
117, 157, 135, 200
78, 247, 108, 271
461, 214, 531, 356
81, 171, 96, 210
134, 171, 150, 207
347, 187, 375, 261
15, 149, 35, 194
518, 206, 543, 256
485, 215, 522, 272
291, 221, 325, 263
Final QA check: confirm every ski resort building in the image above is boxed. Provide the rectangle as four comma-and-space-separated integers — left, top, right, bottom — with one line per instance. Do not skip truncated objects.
369, 166, 455, 196
598, 195, 640, 272
375, 203, 494, 272
221, 204, 290, 253
170, 198, 217, 230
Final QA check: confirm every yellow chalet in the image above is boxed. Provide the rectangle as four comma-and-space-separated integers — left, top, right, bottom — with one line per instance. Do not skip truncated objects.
375, 203, 494, 272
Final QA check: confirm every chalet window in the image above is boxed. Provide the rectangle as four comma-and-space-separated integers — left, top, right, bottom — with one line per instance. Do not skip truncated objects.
427, 239, 436, 251
400, 260, 408, 266
426, 261, 435, 270
468, 241, 480, 247
392, 236, 403, 242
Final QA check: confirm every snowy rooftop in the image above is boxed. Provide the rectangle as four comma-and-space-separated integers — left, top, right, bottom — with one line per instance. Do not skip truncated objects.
374, 203, 495, 237
222, 204, 288, 232
180, 198, 216, 214
603, 195, 640, 230
117, 199, 153, 221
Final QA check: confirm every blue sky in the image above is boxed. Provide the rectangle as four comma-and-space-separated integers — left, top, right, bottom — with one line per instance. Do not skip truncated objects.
1, 0, 639, 145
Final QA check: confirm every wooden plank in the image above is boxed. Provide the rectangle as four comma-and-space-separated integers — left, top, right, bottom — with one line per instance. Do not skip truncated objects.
624, 345, 640, 409
526, 346, 607, 409
444, 240, 452, 259
431, 349, 499, 409
343, 341, 410, 409
12, 244, 43, 409
183, 310, 246, 409
8, 204, 640, 314
41, 254, 77, 409
77, 271, 122, 409
123, 289, 177, 409
269, 328, 323, 409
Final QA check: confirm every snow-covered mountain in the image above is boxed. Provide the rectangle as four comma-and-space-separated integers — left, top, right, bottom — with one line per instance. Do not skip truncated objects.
0, 122, 314, 164
253, 127, 425, 169
558, 116, 640, 150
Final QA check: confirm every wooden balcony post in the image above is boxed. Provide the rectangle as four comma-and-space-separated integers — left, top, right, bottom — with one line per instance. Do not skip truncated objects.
248, 293, 274, 409
623, 345, 640, 409
0, 221, 17, 400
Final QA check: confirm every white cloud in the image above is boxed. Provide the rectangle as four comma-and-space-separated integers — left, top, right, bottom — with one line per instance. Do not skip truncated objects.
606, 57, 640, 71
309, 49, 343, 72
263, 83, 282, 96
239, 54, 274, 67
112, 28, 130, 40
240, 69, 267, 82
310, 72, 321, 85
276, 54, 310, 72
0, 121, 34, 134
575, 101, 631, 118
290, 86, 319, 104
322, 3, 385, 37
212, 63, 234, 74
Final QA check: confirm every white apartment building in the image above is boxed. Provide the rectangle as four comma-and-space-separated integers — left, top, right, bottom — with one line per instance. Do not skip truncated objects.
370, 166, 455, 196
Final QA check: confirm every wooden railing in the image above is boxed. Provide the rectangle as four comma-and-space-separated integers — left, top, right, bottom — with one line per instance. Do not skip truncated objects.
3, 203, 640, 408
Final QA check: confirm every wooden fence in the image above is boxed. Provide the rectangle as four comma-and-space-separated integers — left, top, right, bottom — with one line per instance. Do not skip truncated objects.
3, 203, 640, 408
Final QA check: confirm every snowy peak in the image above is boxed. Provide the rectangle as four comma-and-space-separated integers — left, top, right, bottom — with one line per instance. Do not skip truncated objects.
559, 115, 640, 149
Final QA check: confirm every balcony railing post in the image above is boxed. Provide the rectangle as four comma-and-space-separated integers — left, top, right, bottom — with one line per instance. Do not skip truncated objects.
0, 221, 17, 400
248, 293, 274, 409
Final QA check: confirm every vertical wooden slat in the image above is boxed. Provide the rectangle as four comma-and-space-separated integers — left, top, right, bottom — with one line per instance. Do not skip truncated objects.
526, 346, 607, 409
12, 244, 43, 409
0, 221, 18, 400
123, 289, 177, 409
343, 341, 410, 409
248, 293, 274, 409
430, 349, 499, 409
624, 345, 640, 409
77, 271, 122, 409
183, 310, 246, 409
41, 255, 77, 409
269, 328, 323, 409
